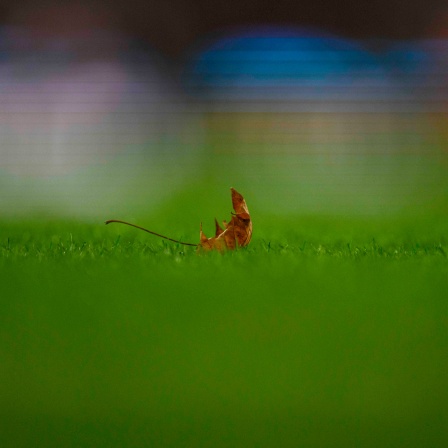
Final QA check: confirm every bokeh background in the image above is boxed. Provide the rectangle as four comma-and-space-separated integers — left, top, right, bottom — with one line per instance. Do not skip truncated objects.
1, 0, 447, 219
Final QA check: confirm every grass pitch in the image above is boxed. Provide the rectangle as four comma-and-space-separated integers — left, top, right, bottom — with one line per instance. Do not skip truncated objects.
1, 211, 447, 447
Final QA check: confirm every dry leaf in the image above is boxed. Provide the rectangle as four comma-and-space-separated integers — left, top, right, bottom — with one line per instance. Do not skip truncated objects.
106, 187, 252, 252
198, 188, 252, 252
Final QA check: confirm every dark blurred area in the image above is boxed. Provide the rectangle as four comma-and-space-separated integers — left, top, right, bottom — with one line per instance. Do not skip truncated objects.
1, 0, 448, 217
1, 0, 448, 56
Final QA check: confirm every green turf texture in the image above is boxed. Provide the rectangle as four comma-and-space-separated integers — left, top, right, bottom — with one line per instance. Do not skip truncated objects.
1, 211, 447, 447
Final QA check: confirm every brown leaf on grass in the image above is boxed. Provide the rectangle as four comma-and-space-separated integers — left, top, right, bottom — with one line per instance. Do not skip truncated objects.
198, 188, 252, 252
106, 187, 252, 252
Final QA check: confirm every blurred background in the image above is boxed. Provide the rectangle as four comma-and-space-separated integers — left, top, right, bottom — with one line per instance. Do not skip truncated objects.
0, 0, 448, 218
1, 3, 448, 448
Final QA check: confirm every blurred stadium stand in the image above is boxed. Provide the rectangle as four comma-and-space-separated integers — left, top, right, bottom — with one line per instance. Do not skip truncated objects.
0, 27, 202, 218
0, 21, 447, 217
183, 28, 448, 215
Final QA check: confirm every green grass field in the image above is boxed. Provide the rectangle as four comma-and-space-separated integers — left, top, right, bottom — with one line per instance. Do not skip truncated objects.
1, 196, 447, 447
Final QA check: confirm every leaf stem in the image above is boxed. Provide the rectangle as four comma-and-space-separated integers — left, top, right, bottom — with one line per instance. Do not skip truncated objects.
105, 220, 198, 247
